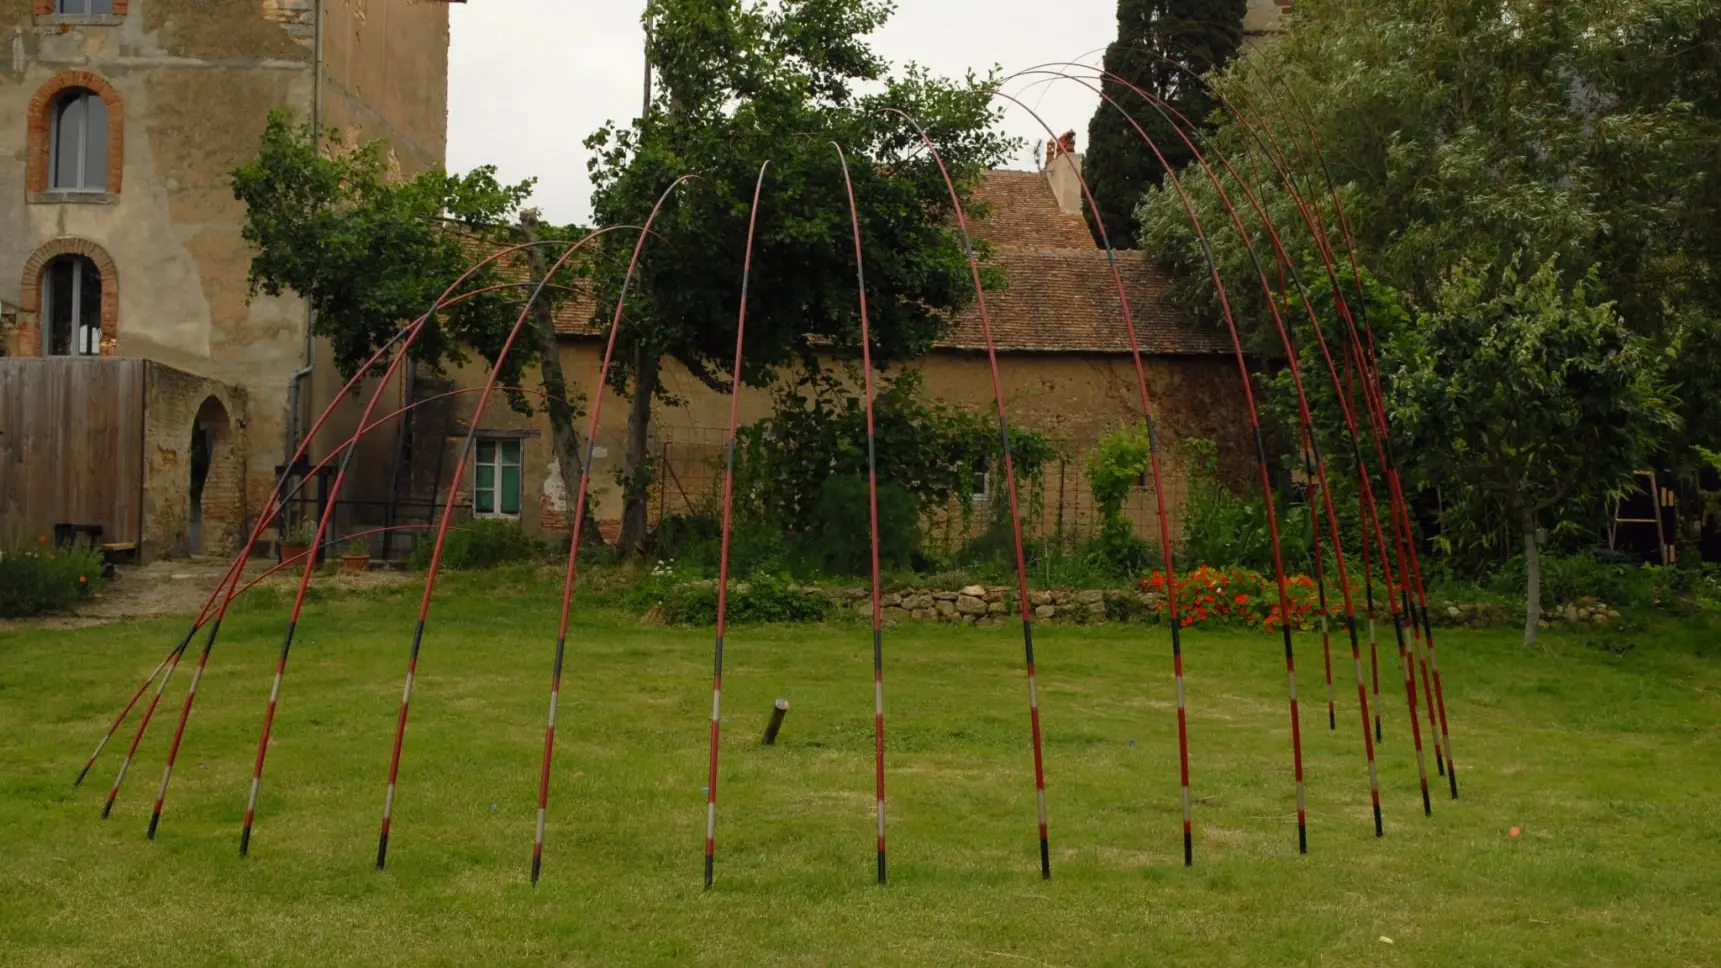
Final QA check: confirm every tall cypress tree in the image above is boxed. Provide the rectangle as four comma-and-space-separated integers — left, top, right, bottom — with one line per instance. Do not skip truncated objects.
1082, 0, 1249, 248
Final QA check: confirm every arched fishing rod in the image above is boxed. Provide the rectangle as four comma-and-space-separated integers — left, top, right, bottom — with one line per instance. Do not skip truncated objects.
1189, 51, 1448, 776
528, 175, 701, 885
1030, 60, 1435, 816
881, 105, 1055, 878
378, 189, 691, 870
832, 143, 894, 883
104, 306, 434, 822
699, 161, 769, 890
982, 88, 1196, 864
997, 71, 1317, 851
1004, 65, 1384, 837
1057, 49, 1437, 785
133, 242, 635, 838
1240, 57, 1457, 797
239, 233, 639, 857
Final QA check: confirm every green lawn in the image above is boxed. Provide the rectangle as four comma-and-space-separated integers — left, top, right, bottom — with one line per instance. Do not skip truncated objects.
2, 572, 1719, 966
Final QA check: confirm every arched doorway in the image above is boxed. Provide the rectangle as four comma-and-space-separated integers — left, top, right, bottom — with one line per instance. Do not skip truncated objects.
188, 396, 241, 556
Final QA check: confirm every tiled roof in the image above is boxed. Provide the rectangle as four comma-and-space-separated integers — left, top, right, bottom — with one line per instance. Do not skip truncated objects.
531, 168, 1229, 355
944, 248, 1233, 356
965, 170, 1098, 251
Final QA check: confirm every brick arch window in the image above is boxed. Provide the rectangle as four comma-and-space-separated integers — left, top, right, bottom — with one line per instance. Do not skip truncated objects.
27, 71, 125, 195
34, 1, 129, 14
18, 238, 119, 357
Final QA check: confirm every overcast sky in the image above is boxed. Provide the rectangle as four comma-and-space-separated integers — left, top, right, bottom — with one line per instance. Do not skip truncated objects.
446, 0, 1118, 225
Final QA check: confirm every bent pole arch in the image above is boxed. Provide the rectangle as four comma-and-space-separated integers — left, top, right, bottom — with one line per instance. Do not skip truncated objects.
881, 106, 1053, 879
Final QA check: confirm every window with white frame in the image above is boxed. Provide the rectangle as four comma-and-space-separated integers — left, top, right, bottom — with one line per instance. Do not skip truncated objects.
50, 88, 109, 192
971, 457, 991, 504
42, 255, 102, 356
57, 0, 116, 14
473, 438, 523, 517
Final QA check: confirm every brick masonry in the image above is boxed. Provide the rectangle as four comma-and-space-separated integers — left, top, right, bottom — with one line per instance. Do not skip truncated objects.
141, 363, 249, 559
15, 236, 120, 356
32, 1, 131, 14
25, 69, 125, 195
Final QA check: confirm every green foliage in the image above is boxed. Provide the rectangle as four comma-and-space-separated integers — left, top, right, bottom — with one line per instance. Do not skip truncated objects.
410, 519, 546, 571
797, 475, 923, 576
658, 574, 834, 626
1393, 258, 1677, 537
1175, 438, 1312, 573
584, 0, 1019, 536
1086, 422, 1154, 523
1082, 0, 1249, 248
733, 368, 1054, 536
233, 111, 569, 413
0, 539, 103, 618
1133, 0, 1721, 559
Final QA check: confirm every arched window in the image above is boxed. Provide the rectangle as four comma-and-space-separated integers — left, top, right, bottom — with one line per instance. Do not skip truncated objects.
50, 89, 108, 192
56, 1, 116, 13
42, 255, 102, 356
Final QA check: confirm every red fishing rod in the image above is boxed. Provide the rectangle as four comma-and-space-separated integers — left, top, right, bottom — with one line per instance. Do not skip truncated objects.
1014, 74, 1312, 852
1111, 56, 1435, 813
833, 144, 893, 883
884, 107, 1055, 878
1215, 63, 1450, 794
1240, 75, 1448, 778
239, 263, 611, 857
144, 244, 587, 842
375, 217, 672, 870
1013, 64, 1392, 837
104, 312, 442, 825
1256, 70, 1458, 798
981, 92, 1196, 865
703, 162, 769, 890
529, 193, 697, 884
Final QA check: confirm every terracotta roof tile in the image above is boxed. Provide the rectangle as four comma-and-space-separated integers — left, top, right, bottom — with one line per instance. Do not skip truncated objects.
945, 249, 1232, 355
966, 170, 1098, 251
520, 168, 1228, 355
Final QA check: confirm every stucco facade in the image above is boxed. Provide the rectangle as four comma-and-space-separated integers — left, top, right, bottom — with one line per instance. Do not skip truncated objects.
0, 0, 449, 556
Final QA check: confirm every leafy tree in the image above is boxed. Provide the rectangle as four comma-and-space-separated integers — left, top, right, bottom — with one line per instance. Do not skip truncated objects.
1390, 259, 1678, 644
1082, 0, 1247, 248
1133, 0, 1721, 570
584, 0, 1016, 555
233, 112, 601, 543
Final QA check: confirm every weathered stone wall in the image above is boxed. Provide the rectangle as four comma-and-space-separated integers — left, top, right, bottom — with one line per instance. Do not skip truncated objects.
141, 361, 248, 560
0, 0, 315, 534
423, 345, 1257, 548
2, 0, 450, 547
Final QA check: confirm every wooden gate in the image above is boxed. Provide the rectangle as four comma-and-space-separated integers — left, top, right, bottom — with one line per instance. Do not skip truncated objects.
0, 359, 145, 546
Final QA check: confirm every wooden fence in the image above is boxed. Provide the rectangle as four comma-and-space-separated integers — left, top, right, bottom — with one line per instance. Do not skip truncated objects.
0, 358, 145, 546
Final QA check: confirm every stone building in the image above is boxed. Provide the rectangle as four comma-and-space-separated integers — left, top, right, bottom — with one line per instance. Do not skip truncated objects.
401, 139, 1252, 553
0, 0, 451, 557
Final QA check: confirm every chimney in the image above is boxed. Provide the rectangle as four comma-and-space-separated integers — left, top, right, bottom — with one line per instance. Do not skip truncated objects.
1044, 130, 1084, 217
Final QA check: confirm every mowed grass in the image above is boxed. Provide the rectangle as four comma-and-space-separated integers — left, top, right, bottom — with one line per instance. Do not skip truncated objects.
2, 572, 1719, 967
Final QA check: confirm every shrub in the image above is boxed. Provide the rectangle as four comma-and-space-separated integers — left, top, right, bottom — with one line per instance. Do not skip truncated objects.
1176, 438, 1312, 572
795, 475, 923, 576
410, 518, 544, 571
659, 574, 833, 626
1083, 522, 1157, 580
0, 538, 104, 618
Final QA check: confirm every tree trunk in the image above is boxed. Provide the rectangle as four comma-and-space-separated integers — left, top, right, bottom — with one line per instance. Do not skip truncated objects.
1520, 503, 1542, 646
520, 214, 604, 551
614, 344, 660, 557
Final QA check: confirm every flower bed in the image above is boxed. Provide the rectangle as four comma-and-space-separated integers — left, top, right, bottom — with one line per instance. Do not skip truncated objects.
0, 537, 104, 618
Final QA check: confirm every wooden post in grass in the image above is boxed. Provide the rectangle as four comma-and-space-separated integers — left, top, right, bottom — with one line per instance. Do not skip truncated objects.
761, 699, 789, 746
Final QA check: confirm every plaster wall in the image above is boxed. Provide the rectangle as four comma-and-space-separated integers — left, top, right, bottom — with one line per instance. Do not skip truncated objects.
425, 345, 1255, 548
0, 0, 314, 531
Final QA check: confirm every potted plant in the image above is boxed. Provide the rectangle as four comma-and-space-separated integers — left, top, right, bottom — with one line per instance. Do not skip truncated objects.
340, 537, 371, 575
279, 522, 317, 566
